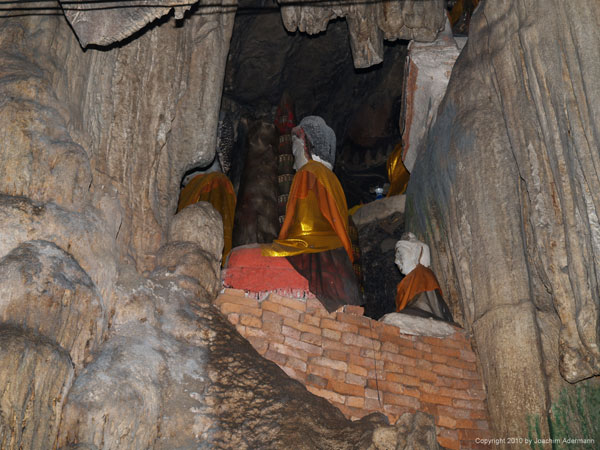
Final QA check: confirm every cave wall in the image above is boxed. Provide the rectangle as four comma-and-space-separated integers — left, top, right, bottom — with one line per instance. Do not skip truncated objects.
0, 2, 447, 448
406, 0, 600, 444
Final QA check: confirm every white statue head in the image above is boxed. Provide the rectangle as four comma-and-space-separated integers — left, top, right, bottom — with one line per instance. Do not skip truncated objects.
291, 116, 336, 171
394, 232, 431, 275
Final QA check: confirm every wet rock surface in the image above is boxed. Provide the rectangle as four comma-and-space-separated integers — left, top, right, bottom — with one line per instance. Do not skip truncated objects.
407, 0, 600, 442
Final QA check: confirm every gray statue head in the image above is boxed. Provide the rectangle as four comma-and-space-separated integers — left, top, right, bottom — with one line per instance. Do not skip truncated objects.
291, 116, 336, 170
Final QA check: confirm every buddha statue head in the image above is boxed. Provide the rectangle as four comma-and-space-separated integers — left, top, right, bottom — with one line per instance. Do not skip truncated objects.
394, 232, 431, 276
291, 116, 336, 171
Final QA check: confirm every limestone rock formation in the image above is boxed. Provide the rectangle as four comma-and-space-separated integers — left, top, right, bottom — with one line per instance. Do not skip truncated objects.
278, 0, 446, 68
407, 0, 600, 443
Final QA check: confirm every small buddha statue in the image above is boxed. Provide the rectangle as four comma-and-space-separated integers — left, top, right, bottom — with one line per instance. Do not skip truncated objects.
394, 232, 453, 322
178, 156, 236, 265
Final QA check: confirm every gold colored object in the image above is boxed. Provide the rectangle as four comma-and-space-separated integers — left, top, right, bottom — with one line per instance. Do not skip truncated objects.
177, 172, 236, 265
263, 161, 353, 261
386, 142, 410, 197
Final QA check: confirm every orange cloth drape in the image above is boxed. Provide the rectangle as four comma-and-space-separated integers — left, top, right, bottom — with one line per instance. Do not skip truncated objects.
395, 264, 443, 312
386, 142, 410, 197
262, 160, 353, 262
177, 172, 236, 264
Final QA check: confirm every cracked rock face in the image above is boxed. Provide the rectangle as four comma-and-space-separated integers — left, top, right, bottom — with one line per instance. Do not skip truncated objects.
0, 6, 442, 450
407, 0, 600, 442
278, 0, 445, 68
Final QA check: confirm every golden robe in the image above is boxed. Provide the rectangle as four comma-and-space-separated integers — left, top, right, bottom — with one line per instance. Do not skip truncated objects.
395, 264, 443, 312
177, 172, 236, 264
386, 143, 410, 197
262, 160, 353, 262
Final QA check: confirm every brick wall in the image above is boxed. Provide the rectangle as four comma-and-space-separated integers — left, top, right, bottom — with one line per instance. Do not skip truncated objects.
215, 288, 492, 450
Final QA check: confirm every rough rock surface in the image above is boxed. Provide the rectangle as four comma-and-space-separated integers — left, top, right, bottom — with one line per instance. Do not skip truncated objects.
278, 0, 446, 68
0, 7, 443, 450
407, 0, 600, 443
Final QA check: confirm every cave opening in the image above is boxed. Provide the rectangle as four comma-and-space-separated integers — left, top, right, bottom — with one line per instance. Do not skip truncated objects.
180, 0, 410, 320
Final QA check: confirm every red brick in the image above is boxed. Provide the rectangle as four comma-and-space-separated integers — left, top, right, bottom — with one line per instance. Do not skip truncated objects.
328, 379, 365, 396
381, 341, 399, 353
281, 325, 302, 340
460, 349, 477, 362
458, 429, 493, 441
437, 427, 459, 440
367, 368, 387, 380
435, 376, 470, 389
347, 363, 367, 376
360, 348, 382, 360
466, 409, 490, 420
245, 326, 281, 342
384, 361, 405, 374
262, 300, 301, 320
269, 294, 307, 312
446, 357, 477, 371
463, 370, 482, 380
307, 373, 328, 388
221, 288, 248, 297
383, 404, 411, 418
301, 332, 322, 346
283, 317, 321, 335
306, 385, 346, 404
306, 298, 326, 314
365, 388, 381, 399
437, 415, 457, 429
300, 312, 321, 327
321, 337, 349, 353
221, 303, 262, 317
423, 336, 465, 350
452, 399, 486, 410
321, 318, 359, 333
285, 336, 323, 356
421, 392, 453, 406
455, 419, 477, 429
381, 352, 417, 367
404, 366, 438, 383
309, 356, 347, 371
240, 315, 262, 328
346, 395, 365, 408
383, 392, 420, 409
385, 372, 420, 387
432, 363, 463, 378
262, 320, 282, 335
336, 312, 372, 328
343, 305, 365, 315
475, 420, 490, 430
247, 336, 268, 354
265, 349, 288, 365
262, 310, 283, 324
342, 332, 381, 350
437, 436, 460, 450
420, 383, 440, 394
379, 323, 401, 336
358, 327, 380, 339
307, 364, 345, 382
383, 334, 416, 349
416, 359, 433, 370
439, 387, 481, 401
345, 372, 366, 386
270, 342, 308, 361
415, 341, 433, 352
398, 347, 423, 359
424, 352, 449, 364
365, 397, 384, 411
449, 330, 469, 343
215, 294, 259, 308
281, 365, 306, 382
322, 328, 342, 341
287, 356, 308, 372
438, 405, 472, 419
235, 324, 246, 335
348, 353, 377, 370
436, 346, 462, 358
324, 349, 348, 362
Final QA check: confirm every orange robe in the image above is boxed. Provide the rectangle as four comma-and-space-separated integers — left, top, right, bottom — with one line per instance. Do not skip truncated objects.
386, 142, 410, 197
262, 160, 353, 261
395, 264, 443, 312
177, 172, 236, 264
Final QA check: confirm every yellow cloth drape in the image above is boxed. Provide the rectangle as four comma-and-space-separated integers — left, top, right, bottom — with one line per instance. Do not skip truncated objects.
262, 160, 353, 262
395, 264, 443, 312
177, 172, 236, 264
386, 143, 410, 197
